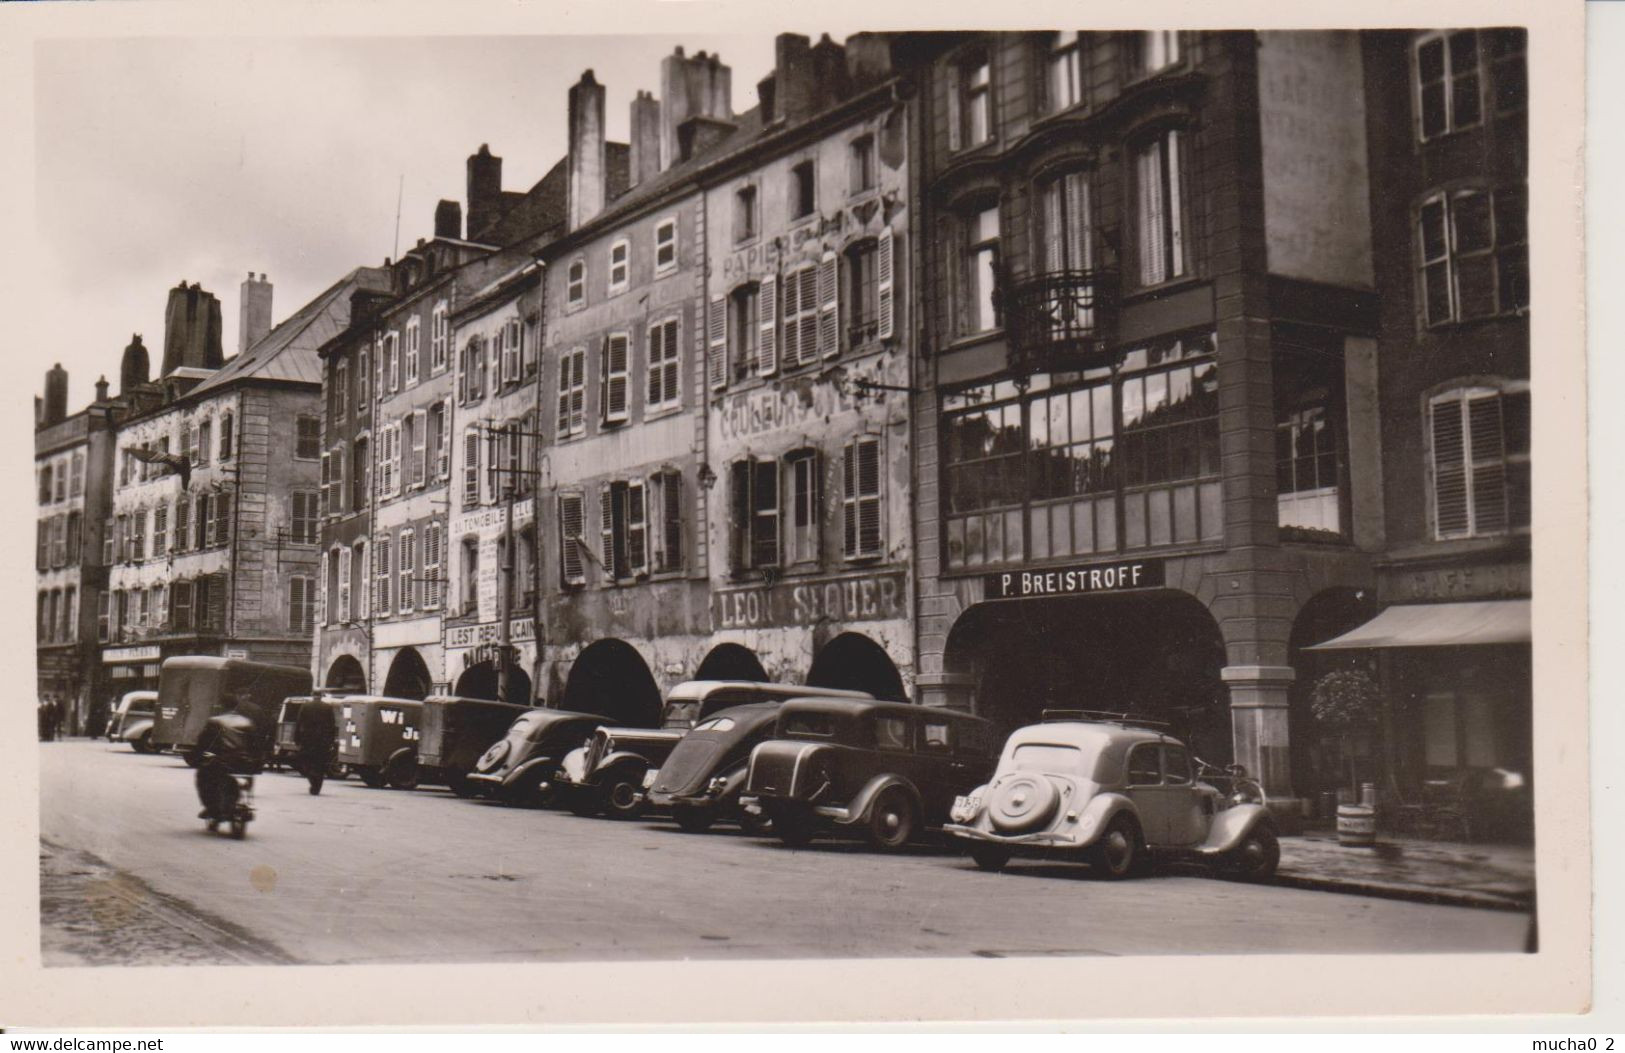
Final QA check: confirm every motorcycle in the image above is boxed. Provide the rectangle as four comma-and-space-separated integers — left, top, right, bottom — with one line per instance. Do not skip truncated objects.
199, 764, 257, 839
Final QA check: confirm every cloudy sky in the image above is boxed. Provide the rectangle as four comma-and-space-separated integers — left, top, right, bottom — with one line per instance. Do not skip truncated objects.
32, 34, 786, 408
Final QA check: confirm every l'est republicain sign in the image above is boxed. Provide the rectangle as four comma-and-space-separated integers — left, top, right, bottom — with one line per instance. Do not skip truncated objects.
983, 558, 1165, 600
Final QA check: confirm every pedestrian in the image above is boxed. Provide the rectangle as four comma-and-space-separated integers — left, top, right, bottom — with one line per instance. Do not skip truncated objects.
194, 693, 265, 823
293, 697, 338, 795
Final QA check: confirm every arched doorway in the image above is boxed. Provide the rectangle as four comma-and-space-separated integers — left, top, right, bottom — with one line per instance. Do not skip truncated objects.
943, 590, 1230, 760
324, 654, 367, 693
560, 639, 662, 727
694, 643, 769, 683
383, 647, 432, 701
806, 633, 907, 702
454, 661, 533, 706
1288, 587, 1382, 803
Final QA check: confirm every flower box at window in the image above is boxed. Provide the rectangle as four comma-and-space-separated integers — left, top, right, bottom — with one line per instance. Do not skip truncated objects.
608, 239, 630, 295
566, 259, 586, 310
1046, 31, 1084, 112
1416, 30, 1483, 141
557, 347, 586, 438
1418, 186, 1527, 326
654, 219, 678, 275
1134, 130, 1186, 287
647, 318, 681, 410
843, 437, 883, 560
1429, 384, 1530, 539
942, 332, 1221, 570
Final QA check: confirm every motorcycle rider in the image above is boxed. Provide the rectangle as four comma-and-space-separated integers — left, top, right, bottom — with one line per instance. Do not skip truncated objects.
195, 692, 265, 822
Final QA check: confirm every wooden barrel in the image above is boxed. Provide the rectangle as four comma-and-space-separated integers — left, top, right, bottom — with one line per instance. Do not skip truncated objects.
1336, 804, 1377, 846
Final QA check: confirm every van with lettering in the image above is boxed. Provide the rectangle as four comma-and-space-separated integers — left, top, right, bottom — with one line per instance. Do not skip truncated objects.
333, 695, 424, 789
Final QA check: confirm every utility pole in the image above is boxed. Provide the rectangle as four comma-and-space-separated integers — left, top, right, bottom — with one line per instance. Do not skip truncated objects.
497, 451, 514, 706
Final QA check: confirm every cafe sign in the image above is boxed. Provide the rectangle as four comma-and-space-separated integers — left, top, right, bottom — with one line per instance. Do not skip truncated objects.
712, 570, 906, 631
103, 645, 161, 665
982, 558, 1165, 600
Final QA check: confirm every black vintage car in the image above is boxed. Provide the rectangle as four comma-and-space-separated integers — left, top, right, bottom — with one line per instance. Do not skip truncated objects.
742, 698, 998, 850
414, 696, 533, 796
464, 708, 614, 806
644, 702, 784, 834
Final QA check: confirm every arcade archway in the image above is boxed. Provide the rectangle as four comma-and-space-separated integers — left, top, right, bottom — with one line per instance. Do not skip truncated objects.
324, 654, 367, 693
694, 643, 769, 683
560, 638, 662, 727
943, 590, 1229, 760
806, 633, 907, 702
454, 661, 533, 706
382, 647, 432, 701
1287, 587, 1382, 801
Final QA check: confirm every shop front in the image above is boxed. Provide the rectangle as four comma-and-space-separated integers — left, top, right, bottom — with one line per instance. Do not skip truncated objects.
102, 643, 165, 705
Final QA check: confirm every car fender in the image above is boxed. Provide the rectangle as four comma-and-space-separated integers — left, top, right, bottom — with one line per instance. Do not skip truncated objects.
120, 718, 154, 744
1070, 791, 1139, 847
556, 746, 590, 785
1200, 803, 1274, 854
504, 755, 561, 787
711, 763, 750, 799
843, 774, 923, 827
592, 751, 650, 783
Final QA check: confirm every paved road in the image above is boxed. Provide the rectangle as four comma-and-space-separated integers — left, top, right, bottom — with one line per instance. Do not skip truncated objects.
40, 740, 1529, 964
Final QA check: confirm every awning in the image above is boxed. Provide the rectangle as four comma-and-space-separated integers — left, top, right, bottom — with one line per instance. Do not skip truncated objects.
1306, 599, 1531, 650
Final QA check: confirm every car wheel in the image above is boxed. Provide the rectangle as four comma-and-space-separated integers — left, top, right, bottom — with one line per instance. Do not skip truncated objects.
1090, 813, 1143, 880
1226, 823, 1280, 882
600, 767, 647, 820
565, 787, 602, 817
675, 808, 715, 834
357, 767, 386, 789
132, 734, 151, 755
383, 752, 420, 790
865, 788, 916, 851
229, 818, 247, 840
970, 844, 1013, 872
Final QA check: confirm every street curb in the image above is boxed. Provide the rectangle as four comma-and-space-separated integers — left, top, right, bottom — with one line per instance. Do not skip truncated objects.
1274, 871, 1533, 913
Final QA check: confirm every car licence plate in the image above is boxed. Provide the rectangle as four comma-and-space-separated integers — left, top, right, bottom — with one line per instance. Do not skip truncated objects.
953, 794, 981, 816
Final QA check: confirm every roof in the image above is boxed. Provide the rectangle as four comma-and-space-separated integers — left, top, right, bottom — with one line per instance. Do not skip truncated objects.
1005, 723, 1165, 752
777, 697, 982, 721
186, 266, 391, 399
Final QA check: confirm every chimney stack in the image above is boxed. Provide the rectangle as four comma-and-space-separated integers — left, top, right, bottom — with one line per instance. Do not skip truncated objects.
811, 34, 851, 107
161, 282, 223, 376
34, 395, 42, 428
466, 145, 504, 242
844, 33, 895, 88
44, 363, 68, 425
629, 91, 662, 189
568, 70, 608, 230
434, 199, 463, 240
120, 334, 150, 394
659, 46, 733, 172
95, 375, 109, 403
239, 272, 273, 354
773, 34, 817, 124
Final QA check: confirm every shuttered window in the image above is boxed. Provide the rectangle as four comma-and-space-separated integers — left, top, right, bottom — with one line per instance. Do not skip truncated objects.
214, 492, 232, 547
422, 522, 442, 608
398, 528, 415, 613
730, 459, 780, 572
647, 318, 681, 409
431, 301, 449, 372
601, 333, 630, 424
292, 491, 319, 544
338, 546, 352, 622
558, 492, 586, 586
843, 436, 884, 559
288, 575, 315, 636
708, 296, 729, 390
783, 265, 819, 368
170, 582, 192, 633
463, 428, 482, 508
785, 449, 821, 565
354, 541, 369, 618
374, 536, 392, 615
877, 226, 896, 340
502, 318, 521, 384
1429, 386, 1531, 539
410, 409, 428, 488
405, 317, 420, 385
649, 469, 683, 573
817, 251, 840, 358
557, 348, 586, 437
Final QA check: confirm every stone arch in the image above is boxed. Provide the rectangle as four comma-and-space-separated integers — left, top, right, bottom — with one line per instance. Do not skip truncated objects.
806, 632, 908, 703
560, 638, 662, 727
324, 654, 367, 693
454, 660, 533, 706
382, 647, 432, 701
693, 643, 769, 683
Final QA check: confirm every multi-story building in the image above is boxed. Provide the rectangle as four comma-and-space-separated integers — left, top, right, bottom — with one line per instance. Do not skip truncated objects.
909, 31, 1399, 814
35, 365, 120, 734
1303, 29, 1530, 834
105, 271, 387, 693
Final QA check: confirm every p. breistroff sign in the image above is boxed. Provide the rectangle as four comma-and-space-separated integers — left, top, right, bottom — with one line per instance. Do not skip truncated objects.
982, 558, 1166, 599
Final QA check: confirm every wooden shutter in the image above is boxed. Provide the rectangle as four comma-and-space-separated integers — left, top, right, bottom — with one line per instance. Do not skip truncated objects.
412, 409, 428, 487
556, 354, 573, 434
603, 335, 629, 423
658, 470, 682, 571
1043, 179, 1065, 273
375, 536, 392, 614
758, 275, 779, 376
458, 345, 469, 403
782, 274, 801, 366
708, 296, 728, 391
818, 251, 840, 358
1431, 397, 1469, 537
559, 493, 585, 586
438, 400, 452, 479
753, 459, 779, 567
215, 492, 232, 546
1165, 130, 1184, 278
1138, 141, 1165, 285
947, 68, 963, 152
463, 429, 481, 507
1468, 394, 1508, 534
877, 226, 896, 340
1064, 171, 1091, 270
797, 268, 819, 366
601, 484, 618, 580
338, 547, 352, 622
729, 460, 751, 573
399, 531, 415, 612
627, 480, 647, 576
844, 437, 883, 558
388, 423, 402, 497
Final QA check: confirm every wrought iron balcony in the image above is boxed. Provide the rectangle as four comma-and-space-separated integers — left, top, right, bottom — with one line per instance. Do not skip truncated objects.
1005, 269, 1118, 375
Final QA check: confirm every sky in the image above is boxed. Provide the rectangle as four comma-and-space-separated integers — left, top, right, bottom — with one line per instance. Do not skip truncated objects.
32, 34, 786, 409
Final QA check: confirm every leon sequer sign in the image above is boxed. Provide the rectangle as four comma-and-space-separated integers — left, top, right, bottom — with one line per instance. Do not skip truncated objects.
983, 558, 1165, 599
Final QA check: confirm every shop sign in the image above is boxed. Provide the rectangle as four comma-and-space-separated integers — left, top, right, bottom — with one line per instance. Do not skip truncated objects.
982, 558, 1166, 600
103, 645, 160, 665
225, 647, 249, 660
450, 498, 534, 538
712, 571, 905, 631
446, 616, 536, 650
717, 384, 859, 443
461, 643, 519, 671
1384, 562, 1530, 603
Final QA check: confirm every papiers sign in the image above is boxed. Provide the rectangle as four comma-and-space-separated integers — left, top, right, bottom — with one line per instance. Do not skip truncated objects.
982, 558, 1165, 600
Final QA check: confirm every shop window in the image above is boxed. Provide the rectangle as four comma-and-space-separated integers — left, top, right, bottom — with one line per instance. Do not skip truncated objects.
558, 493, 586, 587
557, 347, 587, 438
791, 160, 817, 220
734, 184, 758, 243
730, 459, 780, 573
843, 436, 883, 560
648, 469, 683, 573
1423, 690, 1501, 769
288, 575, 315, 636
654, 218, 679, 276
1415, 30, 1483, 141
1134, 129, 1186, 286
566, 258, 586, 310
784, 449, 821, 566
849, 135, 876, 195
647, 317, 681, 410
1417, 186, 1527, 327
431, 301, 449, 373
600, 333, 630, 425
1045, 31, 1084, 112
958, 203, 1001, 335
949, 49, 992, 151
608, 239, 630, 295
1429, 384, 1530, 539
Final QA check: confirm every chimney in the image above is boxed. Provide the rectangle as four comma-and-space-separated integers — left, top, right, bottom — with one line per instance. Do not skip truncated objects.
659, 46, 733, 172
811, 34, 851, 109
121, 334, 150, 394
844, 33, 895, 89
95, 375, 109, 403
44, 363, 68, 425
239, 272, 273, 354
434, 199, 463, 240
34, 395, 42, 428
161, 282, 223, 375
758, 73, 778, 124
567, 70, 608, 230
629, 90, 662, 188
466, 145, 504, 241
773, 34, 816, 124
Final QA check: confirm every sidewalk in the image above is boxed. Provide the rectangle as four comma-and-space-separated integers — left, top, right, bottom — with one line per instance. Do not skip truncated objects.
1277, 829, 1534, 912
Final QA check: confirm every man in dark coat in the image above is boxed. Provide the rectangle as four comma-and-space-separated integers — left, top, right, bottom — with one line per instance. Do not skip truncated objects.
194, 694, 265, 821
293, 698, 338, 795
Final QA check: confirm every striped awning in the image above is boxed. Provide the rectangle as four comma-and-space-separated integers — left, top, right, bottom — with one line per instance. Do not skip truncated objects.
1306, 599, 1531, 650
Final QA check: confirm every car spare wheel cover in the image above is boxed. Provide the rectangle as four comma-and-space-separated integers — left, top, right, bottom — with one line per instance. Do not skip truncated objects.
476, 740, 510, 773
987, 773, 1061, 833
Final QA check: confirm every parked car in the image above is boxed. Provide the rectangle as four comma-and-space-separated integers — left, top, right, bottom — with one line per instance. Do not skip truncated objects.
108, 690, 160, 753
943, 712, 1280, 881
642, 703, 784, 833
464, 708, 615, 806
556, 681, 872, 820
150, 656, 311, 766
334, 696, 423, 789
742, 699, 997, 850
414, 696, 533, 796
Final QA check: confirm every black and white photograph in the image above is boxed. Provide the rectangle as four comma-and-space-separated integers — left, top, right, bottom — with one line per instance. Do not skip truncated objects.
5, 0, 1594, 1030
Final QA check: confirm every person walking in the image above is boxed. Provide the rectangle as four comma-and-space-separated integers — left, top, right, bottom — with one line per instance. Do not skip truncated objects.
293, 697, 338, 795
